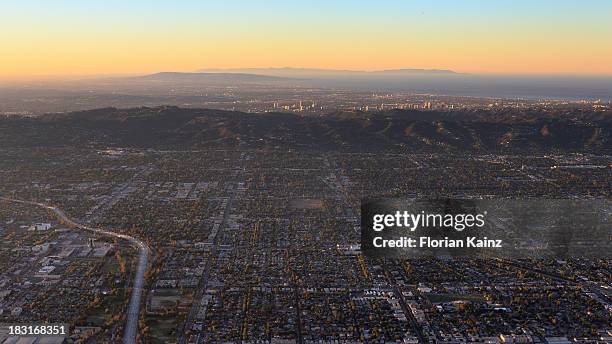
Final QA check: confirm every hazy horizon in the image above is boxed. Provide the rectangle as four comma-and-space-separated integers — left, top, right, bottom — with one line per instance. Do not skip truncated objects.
2, 67, 612, 84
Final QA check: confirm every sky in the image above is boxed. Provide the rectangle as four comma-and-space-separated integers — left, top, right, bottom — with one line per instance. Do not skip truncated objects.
1, 0, 611, 79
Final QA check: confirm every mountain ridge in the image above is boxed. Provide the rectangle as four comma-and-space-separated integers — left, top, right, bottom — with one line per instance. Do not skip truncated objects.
1, 106, 608, 153
133, 72, 287, 81
195, 67, 459, 77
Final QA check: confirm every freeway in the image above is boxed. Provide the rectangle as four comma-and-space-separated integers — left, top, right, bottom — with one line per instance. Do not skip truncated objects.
1, 196, 150, 344
381, 263, 428, 344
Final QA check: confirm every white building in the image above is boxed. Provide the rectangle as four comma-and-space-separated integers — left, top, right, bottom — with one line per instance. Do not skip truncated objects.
28, 223, 52, 231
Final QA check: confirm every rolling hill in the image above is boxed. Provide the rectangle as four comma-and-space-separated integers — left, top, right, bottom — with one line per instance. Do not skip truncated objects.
0, 106, 609, 153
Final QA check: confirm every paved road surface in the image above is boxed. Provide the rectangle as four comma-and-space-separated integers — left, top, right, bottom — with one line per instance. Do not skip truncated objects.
1, 196, 149, 344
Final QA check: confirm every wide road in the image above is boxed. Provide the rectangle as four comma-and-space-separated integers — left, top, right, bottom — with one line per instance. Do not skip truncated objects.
180, 153, 248, 344
1, 196, 150, 344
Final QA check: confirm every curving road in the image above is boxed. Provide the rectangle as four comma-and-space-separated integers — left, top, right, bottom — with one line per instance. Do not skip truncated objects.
1, 196, 149, 344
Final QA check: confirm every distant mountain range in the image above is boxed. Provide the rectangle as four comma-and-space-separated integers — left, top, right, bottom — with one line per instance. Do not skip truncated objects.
141, 69, 612, 100
130, 69, 460, 83
1, 106, 608, 153
196, 67, 458, 78
133, 72, 286, 82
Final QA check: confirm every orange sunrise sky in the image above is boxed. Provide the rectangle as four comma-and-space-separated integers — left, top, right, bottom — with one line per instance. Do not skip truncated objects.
1, 0, 611, 80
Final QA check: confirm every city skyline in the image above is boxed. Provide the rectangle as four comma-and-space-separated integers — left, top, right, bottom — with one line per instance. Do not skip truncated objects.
1, 0, 612, 80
